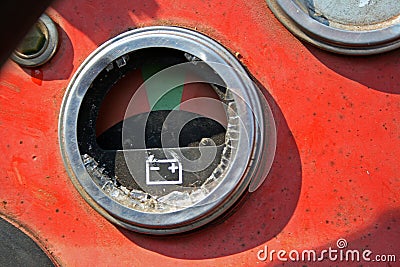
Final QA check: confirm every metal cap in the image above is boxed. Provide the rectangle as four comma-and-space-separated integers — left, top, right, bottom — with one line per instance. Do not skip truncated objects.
267, 0, 400, 55
11, 14, 58, 67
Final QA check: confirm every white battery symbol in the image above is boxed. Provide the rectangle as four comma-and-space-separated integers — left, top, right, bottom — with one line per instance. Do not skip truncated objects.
145, 156, 183, 185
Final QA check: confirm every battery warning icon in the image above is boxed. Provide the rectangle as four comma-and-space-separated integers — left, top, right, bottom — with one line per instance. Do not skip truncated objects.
145, 155, 183, 185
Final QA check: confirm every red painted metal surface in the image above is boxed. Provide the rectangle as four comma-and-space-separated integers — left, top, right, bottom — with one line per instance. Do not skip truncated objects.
0, 0, 399, 266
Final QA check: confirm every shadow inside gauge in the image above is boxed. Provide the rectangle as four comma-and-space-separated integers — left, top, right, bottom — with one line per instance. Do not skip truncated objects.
117, 83, 302, 259
304, 43, 400, 95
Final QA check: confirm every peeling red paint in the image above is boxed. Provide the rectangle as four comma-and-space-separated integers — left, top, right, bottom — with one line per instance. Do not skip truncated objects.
0, 0, 399, 266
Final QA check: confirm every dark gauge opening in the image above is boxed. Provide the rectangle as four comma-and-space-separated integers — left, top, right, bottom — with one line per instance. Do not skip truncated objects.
92, 48, 227, 151
76, 47, 230, 194
97, 111, 226, 150
60, 27, 276, 234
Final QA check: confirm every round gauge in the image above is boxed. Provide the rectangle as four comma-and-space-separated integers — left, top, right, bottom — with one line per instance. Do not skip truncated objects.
59, 26, 276, 234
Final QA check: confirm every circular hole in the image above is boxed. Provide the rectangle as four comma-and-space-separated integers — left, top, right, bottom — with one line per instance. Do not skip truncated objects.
77, 47, 231, 208
60, 27, 276, 234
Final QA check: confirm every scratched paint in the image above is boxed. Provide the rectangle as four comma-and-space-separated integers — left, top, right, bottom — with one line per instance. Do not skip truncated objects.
0, 0, 399, 266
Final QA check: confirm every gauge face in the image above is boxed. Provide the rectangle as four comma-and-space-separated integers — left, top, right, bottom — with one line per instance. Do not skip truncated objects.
267, 0, 400, 55
59, 26, 276, 234
308, 0, 400, 30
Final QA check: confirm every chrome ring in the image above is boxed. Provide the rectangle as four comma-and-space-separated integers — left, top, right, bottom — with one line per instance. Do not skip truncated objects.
59, 26, 276, 234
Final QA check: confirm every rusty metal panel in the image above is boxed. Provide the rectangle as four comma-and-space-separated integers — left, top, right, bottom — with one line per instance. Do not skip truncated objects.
0, 0, 399, 265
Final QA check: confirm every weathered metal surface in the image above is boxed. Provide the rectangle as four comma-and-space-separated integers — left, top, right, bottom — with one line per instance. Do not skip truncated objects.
310, 0, 400, 30
0, 0, 399, 265
11, 14, 59, 67
0, 217, 54, 266
267, 0, 400, 55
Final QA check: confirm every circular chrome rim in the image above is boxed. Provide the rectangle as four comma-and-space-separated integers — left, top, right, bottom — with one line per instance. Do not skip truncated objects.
59, 26, 275, 234
267, 0, 400, 55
